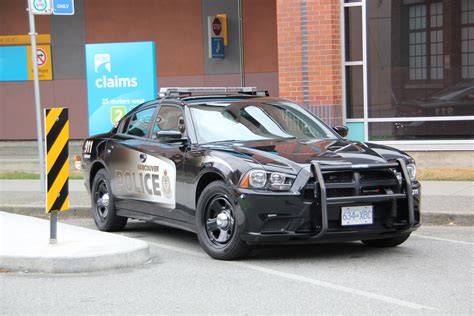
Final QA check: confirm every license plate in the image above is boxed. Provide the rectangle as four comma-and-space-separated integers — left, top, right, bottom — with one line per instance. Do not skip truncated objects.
341, 206, 373, 226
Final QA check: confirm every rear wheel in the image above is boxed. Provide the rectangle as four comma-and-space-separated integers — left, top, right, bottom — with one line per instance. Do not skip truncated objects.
91, 169, 127, 231
196, 181, 250, 260
362, 233, 411, 247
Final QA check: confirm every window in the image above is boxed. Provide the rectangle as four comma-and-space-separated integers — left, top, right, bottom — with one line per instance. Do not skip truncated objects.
124, 107, 155, 137
409, 4, 427, 80
430, 2, 443, 80
408, 2, 444, 81
462, 0, 474, 79
151, 105, 185, 139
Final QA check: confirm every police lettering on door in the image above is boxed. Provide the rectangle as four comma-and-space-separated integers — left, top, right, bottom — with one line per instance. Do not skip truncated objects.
114, 153, 176, 209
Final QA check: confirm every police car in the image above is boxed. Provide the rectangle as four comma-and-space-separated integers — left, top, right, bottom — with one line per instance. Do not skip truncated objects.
81, 87, 420, 260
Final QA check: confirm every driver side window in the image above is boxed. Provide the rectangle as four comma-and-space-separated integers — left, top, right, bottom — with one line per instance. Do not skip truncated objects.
124, 107, 155, 137
151, 105, 185, 140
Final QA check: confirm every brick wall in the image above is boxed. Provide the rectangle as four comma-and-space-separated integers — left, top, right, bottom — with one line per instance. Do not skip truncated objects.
276, 0, 342, 126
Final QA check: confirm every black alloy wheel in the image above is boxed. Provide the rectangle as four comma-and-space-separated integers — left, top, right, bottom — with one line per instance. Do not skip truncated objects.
91, 169, 127, 232
196, 180, 250, 260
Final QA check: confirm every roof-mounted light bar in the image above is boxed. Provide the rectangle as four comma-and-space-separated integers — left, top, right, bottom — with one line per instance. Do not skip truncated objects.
158, 87, 268, 98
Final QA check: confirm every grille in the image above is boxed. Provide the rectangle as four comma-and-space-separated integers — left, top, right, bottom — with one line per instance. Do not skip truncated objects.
323, 172, 353, 183
360, 170, 396, 182
327, 188, 354, 198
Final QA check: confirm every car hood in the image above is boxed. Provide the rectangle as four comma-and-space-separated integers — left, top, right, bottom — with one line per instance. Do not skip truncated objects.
207, 138, 400, 172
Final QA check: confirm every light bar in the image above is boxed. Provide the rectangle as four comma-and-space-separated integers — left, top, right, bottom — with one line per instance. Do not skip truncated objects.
158, 87, 257, 97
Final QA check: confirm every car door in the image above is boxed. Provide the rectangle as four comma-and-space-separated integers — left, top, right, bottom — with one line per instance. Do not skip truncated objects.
106, 104, 162, 213
136, 103, 190, 222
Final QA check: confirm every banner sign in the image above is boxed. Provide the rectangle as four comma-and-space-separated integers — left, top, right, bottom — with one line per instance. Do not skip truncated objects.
85, 42, 157, 136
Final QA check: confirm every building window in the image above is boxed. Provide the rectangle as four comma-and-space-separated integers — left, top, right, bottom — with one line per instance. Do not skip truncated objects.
408, 2, 444, 81
462, 0, 474, 79
409, 4, 427, 80
430, 2, 443, 80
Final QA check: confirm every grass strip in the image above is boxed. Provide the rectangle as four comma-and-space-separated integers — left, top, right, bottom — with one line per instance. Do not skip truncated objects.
0, 171, 84, 180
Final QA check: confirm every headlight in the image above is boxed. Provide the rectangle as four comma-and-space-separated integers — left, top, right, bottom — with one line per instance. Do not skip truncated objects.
240, 170, 295, 191
406, 163, 417, 181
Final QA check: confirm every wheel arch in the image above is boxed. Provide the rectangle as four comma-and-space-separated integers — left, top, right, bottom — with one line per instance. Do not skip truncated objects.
195, 170, 228, 208
89, 161, 107, 190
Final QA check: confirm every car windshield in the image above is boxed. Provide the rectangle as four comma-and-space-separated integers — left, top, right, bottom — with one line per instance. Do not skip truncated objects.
189, 100, 338, 143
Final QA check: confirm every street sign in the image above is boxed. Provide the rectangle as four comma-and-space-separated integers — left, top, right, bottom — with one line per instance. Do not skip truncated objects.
36, 48, 47, 67
211, 37, 225, 59
26, 45, 53, 80
30, 0, 52, 15
208, 16, 226, 59
212, 17, 222, 36
44, 107, 70, 214
52, 0, 75, 15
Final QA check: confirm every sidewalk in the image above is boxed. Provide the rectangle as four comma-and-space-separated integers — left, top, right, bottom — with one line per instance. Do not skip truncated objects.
0, 211, 150, 273
0, 179, 473, 225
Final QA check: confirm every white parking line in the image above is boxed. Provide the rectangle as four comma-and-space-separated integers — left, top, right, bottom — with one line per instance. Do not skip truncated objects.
413, 233, 474, 245
147, 241, 437, 311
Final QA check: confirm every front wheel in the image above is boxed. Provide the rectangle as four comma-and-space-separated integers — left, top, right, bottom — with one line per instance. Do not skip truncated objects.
91, 169, 127, 232
196, 181, 250, 260
362, 233, 411, 247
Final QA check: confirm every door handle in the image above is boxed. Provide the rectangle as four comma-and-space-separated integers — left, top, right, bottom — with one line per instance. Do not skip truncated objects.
139, 153, 147, 162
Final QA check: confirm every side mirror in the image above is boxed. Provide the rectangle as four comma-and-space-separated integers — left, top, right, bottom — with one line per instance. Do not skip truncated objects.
155, 130, 186, 142
333, 125, 348, 138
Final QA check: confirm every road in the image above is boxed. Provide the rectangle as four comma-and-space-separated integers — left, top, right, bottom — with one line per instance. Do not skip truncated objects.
2, 218, 473, 315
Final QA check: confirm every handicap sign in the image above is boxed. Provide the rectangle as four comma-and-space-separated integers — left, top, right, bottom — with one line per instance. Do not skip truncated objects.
211, 37, 225, 59
52, 0, 74, 15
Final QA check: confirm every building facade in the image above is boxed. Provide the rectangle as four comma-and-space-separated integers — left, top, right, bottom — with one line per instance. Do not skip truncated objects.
0, 0, 472, 153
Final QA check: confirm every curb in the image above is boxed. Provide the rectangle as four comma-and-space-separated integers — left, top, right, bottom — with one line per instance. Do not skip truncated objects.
420, 213, 474, 226
1, 206, 91, 219
0, 245, 150, 274
1, 206, 473, 226
0, 212, 151, 274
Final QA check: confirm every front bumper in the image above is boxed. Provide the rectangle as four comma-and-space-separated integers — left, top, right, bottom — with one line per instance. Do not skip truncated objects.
236, 159, 420, 245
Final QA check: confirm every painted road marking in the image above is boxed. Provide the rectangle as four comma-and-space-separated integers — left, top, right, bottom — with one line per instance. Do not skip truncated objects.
145, 241, 437, 311
413, 233, 473, 245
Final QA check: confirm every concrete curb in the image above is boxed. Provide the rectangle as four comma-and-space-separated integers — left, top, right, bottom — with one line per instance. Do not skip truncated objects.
1, 205, 473, 226
1, 206, 91, 219
420, 213, 474, 226
0, 212, 151, 273
0, 245, 150, 274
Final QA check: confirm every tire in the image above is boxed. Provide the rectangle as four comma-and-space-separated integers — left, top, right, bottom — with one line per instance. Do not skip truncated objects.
196, 180, 250, 260
91, 169, 128, 232
362, 233, 411, 247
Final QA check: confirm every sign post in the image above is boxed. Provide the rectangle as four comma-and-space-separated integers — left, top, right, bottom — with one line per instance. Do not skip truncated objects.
27, 0, 74, 244
27, 0, 49, 237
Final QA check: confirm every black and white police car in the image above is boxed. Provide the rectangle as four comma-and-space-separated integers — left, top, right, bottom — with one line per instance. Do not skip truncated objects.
81, 87, 420, 260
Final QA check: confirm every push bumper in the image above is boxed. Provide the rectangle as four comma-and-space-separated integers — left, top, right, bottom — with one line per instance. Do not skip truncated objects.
237, 159, 420, 245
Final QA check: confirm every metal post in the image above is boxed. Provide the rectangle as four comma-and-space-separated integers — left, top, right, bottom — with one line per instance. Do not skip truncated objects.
50, 211, 57, 243
237, 0, 245, 86
27, 1, 54, 243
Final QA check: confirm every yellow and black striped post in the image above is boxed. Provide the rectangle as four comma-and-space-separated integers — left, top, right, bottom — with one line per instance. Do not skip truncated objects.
44, 108, 69, 243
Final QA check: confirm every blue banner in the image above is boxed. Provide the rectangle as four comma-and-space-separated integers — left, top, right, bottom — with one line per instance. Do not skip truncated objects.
85, 42, 156, 136
0, 46, 28, 81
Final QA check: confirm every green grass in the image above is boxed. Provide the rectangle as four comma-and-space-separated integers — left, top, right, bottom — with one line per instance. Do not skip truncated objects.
417, 168, 474, 181
0, 171, 84, 180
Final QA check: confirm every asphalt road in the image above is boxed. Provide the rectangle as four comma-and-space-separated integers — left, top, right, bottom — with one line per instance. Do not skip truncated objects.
2, 218, 473, 315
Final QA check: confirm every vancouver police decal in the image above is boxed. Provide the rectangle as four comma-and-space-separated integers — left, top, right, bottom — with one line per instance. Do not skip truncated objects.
112, 150, 176, 209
